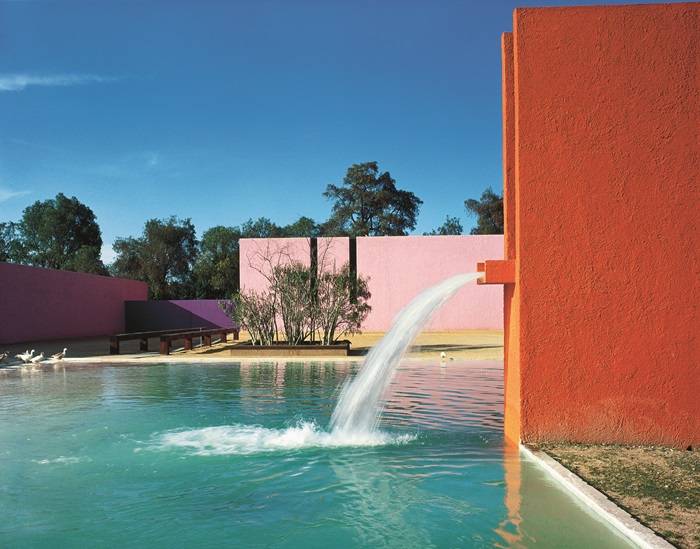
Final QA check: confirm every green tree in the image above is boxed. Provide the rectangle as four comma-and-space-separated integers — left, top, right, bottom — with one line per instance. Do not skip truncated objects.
17, 193, 106, 274
190, 217, 322, 298
424, 215, 463, 236
323, 162, 422, 236
240, 217, 283, 239
0, 222, 26, 263
281, 216, 321, 237
112, 216, 198, 299
193, 225, 241, 298
464, 187, 504, 234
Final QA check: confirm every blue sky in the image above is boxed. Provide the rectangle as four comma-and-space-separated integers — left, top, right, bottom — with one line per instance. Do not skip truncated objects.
0, 0, 682, 262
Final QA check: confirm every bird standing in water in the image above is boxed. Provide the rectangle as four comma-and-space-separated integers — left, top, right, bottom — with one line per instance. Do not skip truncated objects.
16, 349, 34, 363
51, 348, 68, 361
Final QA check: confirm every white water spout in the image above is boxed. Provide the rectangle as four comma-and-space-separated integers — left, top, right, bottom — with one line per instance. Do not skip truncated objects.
330, 272, 482, 435
152, 273, 481, 456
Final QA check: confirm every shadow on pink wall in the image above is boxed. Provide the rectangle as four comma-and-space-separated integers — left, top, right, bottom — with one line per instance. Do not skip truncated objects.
125, 300, 236, 332
240, 235, 504, 331
0, 262, 148, 344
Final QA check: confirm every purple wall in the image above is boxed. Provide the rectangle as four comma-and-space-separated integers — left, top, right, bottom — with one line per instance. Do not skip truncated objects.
0, 262, 148, 344
125, 300, 236, 333
240, 235, 504, 331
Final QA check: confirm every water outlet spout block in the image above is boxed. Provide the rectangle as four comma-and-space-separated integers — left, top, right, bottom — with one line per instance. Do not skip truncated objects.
477, 260, 515, 285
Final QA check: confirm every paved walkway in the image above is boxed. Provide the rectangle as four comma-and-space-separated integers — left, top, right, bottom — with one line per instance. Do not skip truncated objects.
1, 330, 503, 367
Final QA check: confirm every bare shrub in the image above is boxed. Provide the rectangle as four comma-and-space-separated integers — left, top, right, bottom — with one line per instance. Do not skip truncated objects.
223, 238, 371, 345
232, 290, 276, 345
273, 262, 313, 345
315, 265, 371, 345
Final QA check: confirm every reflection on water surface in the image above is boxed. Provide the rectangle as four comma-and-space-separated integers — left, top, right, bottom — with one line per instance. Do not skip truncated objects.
0, 361, 631, 548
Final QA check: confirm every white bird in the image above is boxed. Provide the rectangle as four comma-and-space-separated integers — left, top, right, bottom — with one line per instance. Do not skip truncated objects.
15, 349, 34, 363
440, 351, 447, 360
51, 348, 68, 361
29, 352, 44, 365
0, 351, 9, 364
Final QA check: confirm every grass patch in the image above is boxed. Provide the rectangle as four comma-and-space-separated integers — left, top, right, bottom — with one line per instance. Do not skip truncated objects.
534, 442, 699, 548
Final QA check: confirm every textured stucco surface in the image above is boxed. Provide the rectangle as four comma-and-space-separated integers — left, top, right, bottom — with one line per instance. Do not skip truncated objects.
501, 3, 699, 446
240, 236, 504, 331
501, 31, 521, 444
357, 236, 503, 330
0, 262, 148, 344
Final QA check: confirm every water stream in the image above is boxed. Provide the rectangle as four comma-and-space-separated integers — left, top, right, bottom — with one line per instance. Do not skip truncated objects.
330, 272, 482, 435
157, 272, 482, 453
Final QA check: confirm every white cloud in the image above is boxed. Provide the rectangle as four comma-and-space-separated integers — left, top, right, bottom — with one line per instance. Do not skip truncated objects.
0, 73, 117, 92
0, 186, 30, 203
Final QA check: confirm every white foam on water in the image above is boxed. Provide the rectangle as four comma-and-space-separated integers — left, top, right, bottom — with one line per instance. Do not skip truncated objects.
156, 422, 415, 456
154, 273, 479, 456
32, 456, 89, 465
330, 273, 482, 435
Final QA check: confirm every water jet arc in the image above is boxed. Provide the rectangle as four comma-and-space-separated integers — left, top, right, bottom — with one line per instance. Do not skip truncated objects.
330, 273, 483, 435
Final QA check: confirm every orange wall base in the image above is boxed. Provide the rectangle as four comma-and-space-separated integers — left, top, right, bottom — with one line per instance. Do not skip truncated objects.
498, 3, 699, 447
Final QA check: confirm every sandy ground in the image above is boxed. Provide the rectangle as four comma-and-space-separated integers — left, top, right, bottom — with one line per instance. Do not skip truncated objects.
346, 330, 503, 360
0, 330, 503, 366
537, 443, 700, 548
189, 330, 504, 361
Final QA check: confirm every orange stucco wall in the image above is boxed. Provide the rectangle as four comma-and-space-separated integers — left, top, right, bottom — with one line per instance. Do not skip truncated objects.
501, 32, 521, 445
499, 3, 699, 446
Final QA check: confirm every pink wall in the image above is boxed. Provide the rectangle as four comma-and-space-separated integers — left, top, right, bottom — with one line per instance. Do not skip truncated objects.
359, 236, 503, 330
240, 236, 503, 331
240, 237, 349, 289
0, 262, 148, 344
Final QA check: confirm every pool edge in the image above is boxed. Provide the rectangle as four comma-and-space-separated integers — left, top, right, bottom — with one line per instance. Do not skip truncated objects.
520, 445, 673, 549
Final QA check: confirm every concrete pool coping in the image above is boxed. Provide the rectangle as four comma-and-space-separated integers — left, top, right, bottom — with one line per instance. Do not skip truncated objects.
0, 355, 362, 372
63, 354, 363, 364
30, 353, 492, 365
521, 445, 673, 549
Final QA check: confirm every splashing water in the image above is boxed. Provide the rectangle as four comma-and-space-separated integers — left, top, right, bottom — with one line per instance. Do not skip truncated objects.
156, 273, 481, 455
330, 273, 482, 435
157, 422, 415, 456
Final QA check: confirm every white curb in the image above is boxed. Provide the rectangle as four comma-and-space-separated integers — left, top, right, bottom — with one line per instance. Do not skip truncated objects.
521, 445, 674, 549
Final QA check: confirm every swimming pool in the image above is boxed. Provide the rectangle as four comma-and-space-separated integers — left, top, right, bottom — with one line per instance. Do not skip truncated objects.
0, 361, 632, 547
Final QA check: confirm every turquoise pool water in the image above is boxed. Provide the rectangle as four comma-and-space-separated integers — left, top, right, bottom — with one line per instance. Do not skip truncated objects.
0, 361, 632, 548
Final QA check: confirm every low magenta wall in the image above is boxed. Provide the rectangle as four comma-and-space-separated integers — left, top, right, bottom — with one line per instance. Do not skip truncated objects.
125, 300, 236, 333
240, 236, 504, 331
0, 262, 148, 344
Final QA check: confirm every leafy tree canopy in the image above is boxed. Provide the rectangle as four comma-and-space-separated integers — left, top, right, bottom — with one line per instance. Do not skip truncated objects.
281, 216, 321, 238
464, 187, 504, 235
424, 215, 463, 236
112, 216, 198, 299
323, 162, 422, 236
0, 222, 26, 263
193, 225, 241, 299
190, 217, 323, 299
238, 216, 320, 239
4, 193, 106, 274
240, 217, 283, 239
